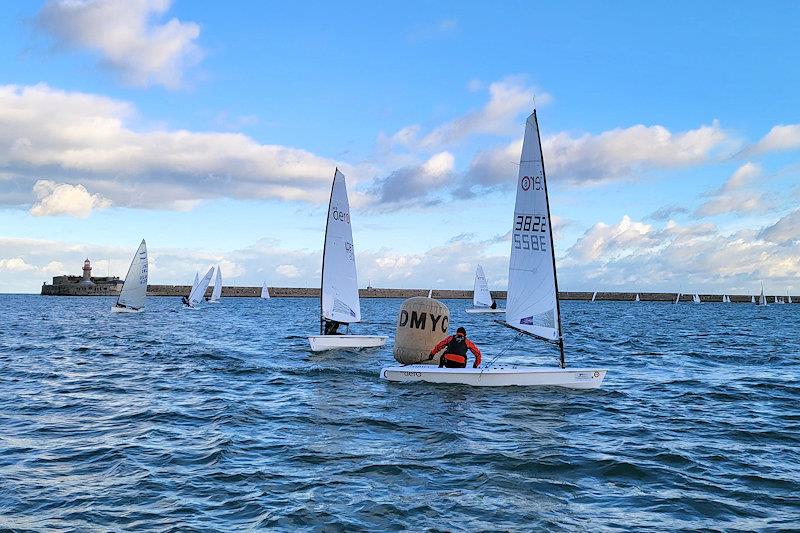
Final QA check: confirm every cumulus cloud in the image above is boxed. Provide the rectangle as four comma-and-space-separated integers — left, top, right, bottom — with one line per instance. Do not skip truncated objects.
0, 257, 37, 272
30, 180, 112, 218
759, 208, 800, 244
648, 205, 689, 221
0, 84, 339, 209
694, 162, 772, 217
36, 0, 202, 89
752, 124, 800, 154
276, 264, 300, 278
369, 151, 455, 205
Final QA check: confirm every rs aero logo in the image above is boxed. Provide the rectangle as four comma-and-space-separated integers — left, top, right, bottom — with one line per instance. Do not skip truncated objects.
332, 205, 350, 224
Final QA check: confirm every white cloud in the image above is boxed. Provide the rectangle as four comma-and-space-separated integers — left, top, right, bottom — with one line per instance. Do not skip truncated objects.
369, 151, 455, 205
0, 257, 37, 272
30, 180, 112, 218
276, 264, 301, 278
695, 162, 771, 217
752, 124, 800, 154
0, 84, 339, 209
759, 208, 800, 244
36, 0, 202, 89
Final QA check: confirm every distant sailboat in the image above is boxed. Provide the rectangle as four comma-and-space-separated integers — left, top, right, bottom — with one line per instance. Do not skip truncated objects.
693, 293, 701, 304
466, 265, 504, 314
635, 293, 640, 302
308, 169, 387, 351
591, 291, 597, 302
427, 289, 433, 298
758, 284, 768, 306
675, 292, 681, 304
111, 239, 148, 313
260, 281, 270, 299
722, 295, 729, 303
788, 292, 793, 304
751, 295, 756, 304
185, 267, 214, 309
208, 265, 222, 303
383, 109, 607, 387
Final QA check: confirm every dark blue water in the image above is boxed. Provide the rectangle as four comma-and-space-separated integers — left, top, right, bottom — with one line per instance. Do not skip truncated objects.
0, 295, 798, 531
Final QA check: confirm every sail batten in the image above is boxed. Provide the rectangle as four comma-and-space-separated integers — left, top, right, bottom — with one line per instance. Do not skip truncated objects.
505, 110, 563, 364
320, 169, 361, 328
117, 239, 148, 310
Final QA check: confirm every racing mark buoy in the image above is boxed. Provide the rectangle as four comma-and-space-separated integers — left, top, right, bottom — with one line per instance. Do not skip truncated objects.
393, 296, 449, 364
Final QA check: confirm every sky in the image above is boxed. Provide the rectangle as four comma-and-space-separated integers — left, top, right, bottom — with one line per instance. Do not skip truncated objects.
1, 0, 799, 294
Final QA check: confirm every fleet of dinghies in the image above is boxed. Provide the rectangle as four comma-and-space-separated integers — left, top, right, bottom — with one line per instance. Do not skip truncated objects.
381, 109, 608, 388
465, 265, 504, 314
307, 169, 387, 352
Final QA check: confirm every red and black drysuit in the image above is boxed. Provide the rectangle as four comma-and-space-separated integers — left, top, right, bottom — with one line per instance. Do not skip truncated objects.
430, 335, 482, 368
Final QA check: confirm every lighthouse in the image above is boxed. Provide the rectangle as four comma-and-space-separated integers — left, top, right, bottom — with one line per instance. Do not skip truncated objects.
79, 258, 95, 286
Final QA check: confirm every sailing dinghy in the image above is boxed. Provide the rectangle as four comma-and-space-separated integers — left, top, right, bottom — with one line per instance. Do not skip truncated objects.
758, 284, 768, 306
111, 239, 148, 313
260, 281, 270, 299
308, 169, 387, 352
184, 267, 214, 309
635, 293, 640, 302
591, 291, 597, 302
207, 265, 222, 303
465, 265, 504, 313
693, 293, 701, 304
382, 110, 607, 388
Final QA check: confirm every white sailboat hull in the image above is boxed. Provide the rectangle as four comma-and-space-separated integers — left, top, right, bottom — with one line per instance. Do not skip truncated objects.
380, 364, 607, 389
308, 335, 388, 352
110, 305, 143, 314
465, 307, 505, 314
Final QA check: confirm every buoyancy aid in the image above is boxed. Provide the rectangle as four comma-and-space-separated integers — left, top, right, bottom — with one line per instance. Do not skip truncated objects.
443, 335, 468, 367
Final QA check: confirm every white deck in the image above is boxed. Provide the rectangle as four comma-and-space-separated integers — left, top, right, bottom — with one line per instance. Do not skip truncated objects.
111, 306, 143, 314
308, 335, 388, 352
465, 307, 505, 314
380, 364, 607, 388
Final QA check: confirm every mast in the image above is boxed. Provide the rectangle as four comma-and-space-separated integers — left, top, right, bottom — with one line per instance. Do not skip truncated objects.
533, 109, 566, 369
319, 169, 338, 334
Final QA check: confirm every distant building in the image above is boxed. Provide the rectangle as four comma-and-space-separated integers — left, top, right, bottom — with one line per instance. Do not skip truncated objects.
41, 258, 124, 296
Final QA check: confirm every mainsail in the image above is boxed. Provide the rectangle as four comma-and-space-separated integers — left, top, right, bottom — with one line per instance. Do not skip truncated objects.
116, 239, 148, 310
320, 169, 361, 330
189, 267, 214, 306
473, 265, 493, 307
191, 272, 199, 292
210, 266, 222, 301
505, 110, 563, 366
261, 281, 270, 299
591, 291, 597, 302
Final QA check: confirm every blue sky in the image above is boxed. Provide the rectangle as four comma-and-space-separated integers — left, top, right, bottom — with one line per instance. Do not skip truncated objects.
1, 0, 799, 294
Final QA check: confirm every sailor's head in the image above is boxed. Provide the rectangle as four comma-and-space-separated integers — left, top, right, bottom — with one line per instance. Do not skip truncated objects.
456, 327, 466, 338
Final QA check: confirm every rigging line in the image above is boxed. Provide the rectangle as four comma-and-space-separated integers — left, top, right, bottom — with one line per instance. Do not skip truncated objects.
482, 331, 525, 374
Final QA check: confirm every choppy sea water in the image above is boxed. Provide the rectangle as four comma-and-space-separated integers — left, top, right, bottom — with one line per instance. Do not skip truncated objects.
0, 294, 798, 531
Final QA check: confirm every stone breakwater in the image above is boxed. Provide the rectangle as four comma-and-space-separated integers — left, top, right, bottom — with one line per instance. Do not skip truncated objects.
39, 284, 798, 302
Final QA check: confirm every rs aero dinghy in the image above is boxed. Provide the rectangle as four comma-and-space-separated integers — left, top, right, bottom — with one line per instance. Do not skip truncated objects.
381, 109, 607, 388
308, 169, 387, 352
183, 267, 214, 309
465, 265, 504, 314
111, 239, 148, 313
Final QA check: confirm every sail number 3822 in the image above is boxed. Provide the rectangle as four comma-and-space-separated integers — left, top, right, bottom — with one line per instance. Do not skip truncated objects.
513, 214, 547, 251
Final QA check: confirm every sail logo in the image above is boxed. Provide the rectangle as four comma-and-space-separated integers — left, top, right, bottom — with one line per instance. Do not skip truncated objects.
332, 205, 350, 224
521, 175, 543, 191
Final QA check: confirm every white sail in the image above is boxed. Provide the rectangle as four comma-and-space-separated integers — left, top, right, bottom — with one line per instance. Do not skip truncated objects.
751, 295, 756, 304
191, 272, 199, 291
116, 239, 148, 310
505, 111, 560, 343
789, 294, 793, 304
261, 281, 270, 299
320, 169, 361, 325
189, 267, 214, 306
693, 293, 701, 303
759, 284, 767, 306
210, 265, 222, 301
591, 291, 597, 302
635, 293, 640, 302
675, 292, 681, 304
473, 265, 493, 307
427, 289, 433, 298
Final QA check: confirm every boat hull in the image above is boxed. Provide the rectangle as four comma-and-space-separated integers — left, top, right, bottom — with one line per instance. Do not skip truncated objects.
308, 335, 387, 352
110, 305, 143, 314
465, 308, 505, 314
380, 364, 607, 388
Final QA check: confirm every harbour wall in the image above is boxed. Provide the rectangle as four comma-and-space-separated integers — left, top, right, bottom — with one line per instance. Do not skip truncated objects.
39, 284, 797, 303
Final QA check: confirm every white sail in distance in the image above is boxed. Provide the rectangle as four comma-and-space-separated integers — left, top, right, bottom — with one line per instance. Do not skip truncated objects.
210, 265, 222, 301
505, 111, 560, 344
473, 265, 493, 307
320, 169, 361, 325
261, 281, 270, 299
189, 267, 214, 306
591, 291, 597, 302
191, 272, 199, 292
116, 239, 148, 310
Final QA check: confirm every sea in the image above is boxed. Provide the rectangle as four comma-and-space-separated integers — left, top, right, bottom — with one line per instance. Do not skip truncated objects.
0, 294, 798, 531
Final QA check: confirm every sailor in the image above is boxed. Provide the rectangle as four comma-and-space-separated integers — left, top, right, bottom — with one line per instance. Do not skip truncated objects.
324, 320, 343, 335
181, 295, 190, 306
490, 300, 497, 309
431, 327, 482, 368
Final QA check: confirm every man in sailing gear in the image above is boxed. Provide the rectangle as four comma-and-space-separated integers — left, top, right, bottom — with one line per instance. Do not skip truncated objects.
431, 327, 482, 368
181, 295, 190, 306
324, 320, 343, 335
490, 300, 497, 310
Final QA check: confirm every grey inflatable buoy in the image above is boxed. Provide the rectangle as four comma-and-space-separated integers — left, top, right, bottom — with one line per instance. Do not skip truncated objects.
393, 296, 450, 364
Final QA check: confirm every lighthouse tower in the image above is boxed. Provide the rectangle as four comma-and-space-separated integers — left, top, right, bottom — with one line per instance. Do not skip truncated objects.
79, 258, 95, 286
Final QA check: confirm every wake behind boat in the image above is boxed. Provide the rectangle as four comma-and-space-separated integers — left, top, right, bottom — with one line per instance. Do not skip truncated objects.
382, 109, 606, 388
111, 239, 148, 313
465, 264, 504, 314
308, 169, 387, 352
